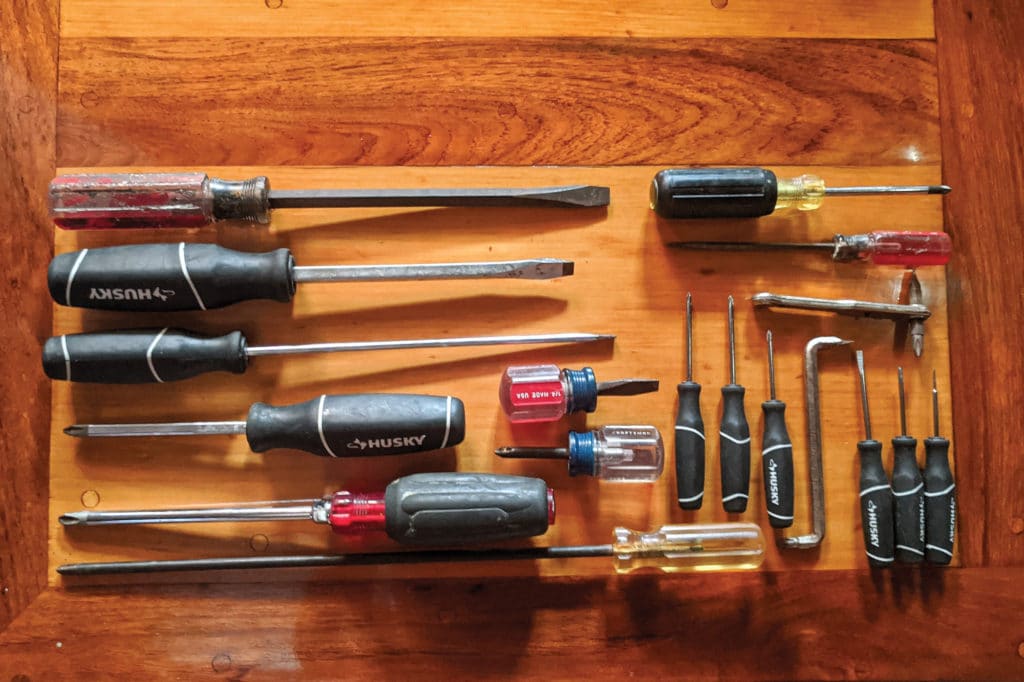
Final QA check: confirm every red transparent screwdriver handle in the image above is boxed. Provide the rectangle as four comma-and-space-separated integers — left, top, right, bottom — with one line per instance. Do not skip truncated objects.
864, 231, 952, 267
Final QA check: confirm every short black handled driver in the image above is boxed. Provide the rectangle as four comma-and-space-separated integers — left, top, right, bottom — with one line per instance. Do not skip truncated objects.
761, 330, 794, 528
892, 367, 925, 564
924, 371, 956, 565
675, 293, 706, 510
720, 296, 751, 513
855, 351, 895, 567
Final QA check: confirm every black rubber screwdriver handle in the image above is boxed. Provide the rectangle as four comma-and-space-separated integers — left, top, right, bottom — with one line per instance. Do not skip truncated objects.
720, 384, 751, 513
924, 435, 956, 564
675, 381, 706, 510
384, 473, 551, 545
858, 439, 895, 567
892, 435, 925, 563
42, 328, 248, 383
48, 243, 296, 312
246, 394, 465, 457
650, 168, 778, 219
761, 400, 794, 528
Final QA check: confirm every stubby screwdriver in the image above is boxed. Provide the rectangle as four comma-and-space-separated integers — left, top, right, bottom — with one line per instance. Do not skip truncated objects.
669, 231, 952, 267
924, 371, 956, 565
675, 293, 706, 510
50, 172, 611, 230
49, 243, 574, 312
892, 367, 925, 563
58, 522, 766, 576
650, 167, 950, 219
498, 364, 658, 423
496, 426, 664, 482
63, 393, 464, 458
43, 328, 614, 384
855, 351, 895, 567
761, 331, 794, 528
60, 473, 554, 546
721, 296, 751, 513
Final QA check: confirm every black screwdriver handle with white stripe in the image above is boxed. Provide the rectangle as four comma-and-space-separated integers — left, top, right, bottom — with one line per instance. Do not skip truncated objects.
720, 384, 750, 513
674, 380, 705, 510
760, 398, 793, 528
923, 434, 956, 564
858, 438, 895, 567
892, 434, 925, 563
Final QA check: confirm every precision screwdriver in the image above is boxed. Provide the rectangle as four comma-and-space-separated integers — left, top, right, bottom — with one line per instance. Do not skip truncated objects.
57, 522, 766, 576
892, 367, 925, 563
42, 328, 614, 384
63, 393, 464, 458
761, 331, 793, 528
496, 425, 664, 482
855, 351, 895, 567
650, 167, 950, 220
498, 364, 658, 423
675, 293, 705, 510
721, 296, 751, 513
924, 371, 956, 565
60, 473, 554, 546
49, 172, 611, 230
668, 231, 952, 267
49, 243, 574, 312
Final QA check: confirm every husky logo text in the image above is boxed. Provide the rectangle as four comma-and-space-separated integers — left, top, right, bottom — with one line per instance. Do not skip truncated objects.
347, 435, 429, 450
89, 287, 175, 302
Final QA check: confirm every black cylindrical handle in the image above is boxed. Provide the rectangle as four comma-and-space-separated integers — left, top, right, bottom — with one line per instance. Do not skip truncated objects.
923, 436, 956, 565
48, 243, 295, 311
385, 473, 551, 546
720, 384, 750, 513
892, 435, 924, 564
674, 381, 705, 510
650, 168, 778, 219
245, 394, 465, 457
42, 328, 248, 383
858, 439, 894, 567
761, 400, 794, 528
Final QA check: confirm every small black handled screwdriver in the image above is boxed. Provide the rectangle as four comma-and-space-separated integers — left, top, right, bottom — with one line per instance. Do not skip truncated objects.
761, 330, 793, 528
675, 293, 706, 510
924, 371, 956, 565
892, 367, 925, 564
720, 296, 751, 513
855, 351, 895, 567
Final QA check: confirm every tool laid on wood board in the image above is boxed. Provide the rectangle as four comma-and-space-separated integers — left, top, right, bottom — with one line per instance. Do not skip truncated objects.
43, 328, 614, 384
57, 522, 766, 576
675, 293, 706, 510
49, 243, 575, 312
650, 167, 950, 220
924, 371, 956, 565
49, 172, 611, 230
60, 473, 554, 545
63, 393, 464, 458
498, 364, 658, 423
761, 331, 794, 529
496, 425, 664, 482
720, 295, 751, 513
855, 351, 895, 567
892, 367, 926, 564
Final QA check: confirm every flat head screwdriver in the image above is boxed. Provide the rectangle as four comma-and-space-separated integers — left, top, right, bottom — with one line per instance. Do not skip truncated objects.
496, 425, 664, 482
855, 351, 895, 567
720, 296, 751, 513
42, 328, 614, 384
650, 167, 950, 219
498, 364, 658, 423
675, 293, 706, 510
57, 522, 766, 576
761, 331, 794, 528
49, 243, 574, 312
892, 367, 925, 563
63, 393, 464, 458
669, 231, 952, 267
49, 172, 611, 230
59, 473, 554, 546
923, 371, 956, 565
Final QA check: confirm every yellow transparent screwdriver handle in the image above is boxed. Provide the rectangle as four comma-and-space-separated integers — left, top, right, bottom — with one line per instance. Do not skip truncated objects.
612, 522, 765, 573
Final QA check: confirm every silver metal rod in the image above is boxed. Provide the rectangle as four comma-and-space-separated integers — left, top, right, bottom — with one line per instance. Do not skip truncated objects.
292, 259, 574, 283
685, 292, 693, 382
727, 295, 736, 384
932, 370, 940, 437
897, 367, 908, 436
59, 501, 319, 526
64, 421, 246, 438
668, 241, 833, 253
856, 350, 872, 440
246, 332, 614, 358
269, 185, 611, 209
751, 292, 931, 322
766, 330, 776, 401
824, 184, 951, 196
494, 447, 570, 460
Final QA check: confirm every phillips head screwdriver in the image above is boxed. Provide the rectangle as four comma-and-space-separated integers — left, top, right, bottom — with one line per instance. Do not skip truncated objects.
496, 425, 665, 482
923, 371, 956, 565
761, 331, 794, 528
855, 351, 895, 567
498, 364, 658, 423
675, 293, 706, 510
720, 296, 751, 513
892, 367, 925, 563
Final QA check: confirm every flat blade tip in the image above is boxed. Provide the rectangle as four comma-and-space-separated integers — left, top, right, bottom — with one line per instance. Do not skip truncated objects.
561, 261, 575, 276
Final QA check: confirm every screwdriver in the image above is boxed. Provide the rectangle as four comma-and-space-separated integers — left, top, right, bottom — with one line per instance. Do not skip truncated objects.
761, 331, 793, 528
49, 243, 575, 312
49, 172, 612, 230
892, 367, 925, 563
498, 364, 658, 423
42, 328, 614, 384
60, 473, 554, 545
675, 293, 705, 510
855, 351, 894, 567
721, 296, 751, 513
668, 231, 952, 267
63, 393, 464, 458
650, 167, 950, 219
496, 425, 664, 482
57, 522, 766, 576
924, 371, 956, 565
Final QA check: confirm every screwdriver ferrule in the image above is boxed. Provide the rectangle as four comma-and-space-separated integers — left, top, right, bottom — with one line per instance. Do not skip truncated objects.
567, 430, 598, 477
562, 367, 599, 414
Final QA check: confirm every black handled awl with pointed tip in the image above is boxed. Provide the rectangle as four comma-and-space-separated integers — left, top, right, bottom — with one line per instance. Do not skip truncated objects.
924, 371, 956, 565
855, 351, 895, 568
720, 296, 751, 513
892, 367, 925, 564
675, 293, 705, 510
761, 330, 794, 528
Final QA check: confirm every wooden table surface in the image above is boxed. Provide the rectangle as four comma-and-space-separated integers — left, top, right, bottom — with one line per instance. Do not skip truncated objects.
3, 0, 1023, 678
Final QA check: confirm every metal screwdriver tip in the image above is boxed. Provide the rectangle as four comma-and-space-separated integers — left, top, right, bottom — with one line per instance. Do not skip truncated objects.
595, 379, 660, 396
59, 512, 87, 525
64, 425, 86, 437
933, 185, 953, 194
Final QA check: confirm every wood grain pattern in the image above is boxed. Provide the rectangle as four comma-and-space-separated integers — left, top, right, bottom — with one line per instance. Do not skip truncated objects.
56, 38, 939, 168
936, 0, 1024, 567
0, 0, 58, 628
59, 0, 935, 39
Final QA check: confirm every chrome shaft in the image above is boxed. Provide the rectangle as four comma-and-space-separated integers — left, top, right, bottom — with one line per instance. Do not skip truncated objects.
247, 333, 614, 358
293, 259, 573, 283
